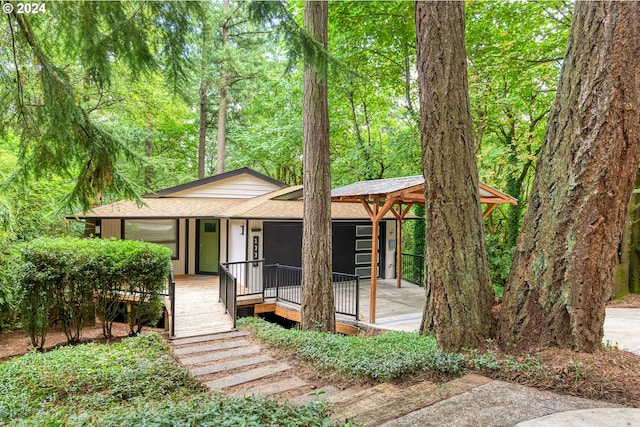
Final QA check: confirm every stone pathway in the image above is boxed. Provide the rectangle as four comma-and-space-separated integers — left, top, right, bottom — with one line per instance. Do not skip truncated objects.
169, 332, 510, 425
171, 331, 341, 403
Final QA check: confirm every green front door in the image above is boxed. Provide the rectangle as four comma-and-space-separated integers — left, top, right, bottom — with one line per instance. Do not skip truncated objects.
198, 219, 219, 273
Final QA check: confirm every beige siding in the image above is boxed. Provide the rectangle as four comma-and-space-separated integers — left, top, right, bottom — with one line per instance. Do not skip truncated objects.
219, 219, 228, 263
171, 219, 186, 275
169, 175, 281, 199
248, 220, 264, 262
101, 219, 121, 239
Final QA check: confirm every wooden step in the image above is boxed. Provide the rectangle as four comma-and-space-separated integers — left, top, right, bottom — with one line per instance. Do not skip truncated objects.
189, 354, 273, 377
173, 339, 250, 355
232, 377, 308, 398
205, 363, 292, 390
171, 330, 248, 346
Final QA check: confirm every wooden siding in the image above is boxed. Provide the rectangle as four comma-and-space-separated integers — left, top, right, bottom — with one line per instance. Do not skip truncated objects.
168, 174, 282, 199
101, 219, 121, 239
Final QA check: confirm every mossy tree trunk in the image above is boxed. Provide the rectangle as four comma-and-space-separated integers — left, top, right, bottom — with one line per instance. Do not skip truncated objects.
497, 1, 640, 353
415, 1, 493, 351
300, 0, 335, 333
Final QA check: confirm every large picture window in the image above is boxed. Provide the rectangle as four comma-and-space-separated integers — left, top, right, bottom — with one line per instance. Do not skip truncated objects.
124, 219, 178, 258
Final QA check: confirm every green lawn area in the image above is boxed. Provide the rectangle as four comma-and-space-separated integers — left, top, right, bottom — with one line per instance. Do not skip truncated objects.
0, 333, 337, 426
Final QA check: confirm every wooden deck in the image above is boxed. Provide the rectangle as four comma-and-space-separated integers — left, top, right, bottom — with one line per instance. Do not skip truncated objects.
172, 275, 234, 338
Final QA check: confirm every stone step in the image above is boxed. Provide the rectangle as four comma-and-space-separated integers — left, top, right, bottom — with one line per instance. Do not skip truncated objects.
205, 362, 292, 390
232, 377, 309, 398
290, 385, 343, 405
172, 330, 248, 346
173, 339, 251, 356
341, 374, 492, 427
179, 345, 261, 365
330, 382, 401, 407
189, 354, 273, 377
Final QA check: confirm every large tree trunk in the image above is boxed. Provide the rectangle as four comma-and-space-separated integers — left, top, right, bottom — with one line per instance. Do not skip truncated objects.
415, 1, 493, 351
497, 1, 640, 353
300, 0, 335, 333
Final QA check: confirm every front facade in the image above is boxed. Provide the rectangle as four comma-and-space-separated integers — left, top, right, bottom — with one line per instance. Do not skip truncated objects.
77, 168, 398, 279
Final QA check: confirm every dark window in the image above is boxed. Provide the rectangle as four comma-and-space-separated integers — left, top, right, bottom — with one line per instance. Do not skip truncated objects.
124, 219, 178, 258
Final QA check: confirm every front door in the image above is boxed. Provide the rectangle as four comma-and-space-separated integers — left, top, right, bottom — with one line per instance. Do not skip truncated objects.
198, 219, 219, 274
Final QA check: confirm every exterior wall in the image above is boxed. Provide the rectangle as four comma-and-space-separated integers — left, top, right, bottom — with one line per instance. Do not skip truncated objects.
384, 219, 396, 279
171, 219, 186, 275
248, 219, 264, 263
101, 219, 121, 239
169, 175, 282, 199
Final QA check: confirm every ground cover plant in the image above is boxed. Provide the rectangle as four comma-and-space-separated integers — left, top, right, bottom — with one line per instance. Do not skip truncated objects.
0, 332, 338, 426
238, 317, 465, 382
239, 316, 640, 407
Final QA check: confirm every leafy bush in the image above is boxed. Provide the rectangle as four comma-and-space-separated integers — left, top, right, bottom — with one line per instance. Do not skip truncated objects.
0, 332, 339, 426
14, 237, 172, 348
239, 317, 465, 381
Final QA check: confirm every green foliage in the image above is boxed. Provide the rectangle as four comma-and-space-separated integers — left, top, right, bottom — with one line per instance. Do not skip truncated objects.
14, 237, 172, 348
239, 317, 465, 381
0, 332, 338, 426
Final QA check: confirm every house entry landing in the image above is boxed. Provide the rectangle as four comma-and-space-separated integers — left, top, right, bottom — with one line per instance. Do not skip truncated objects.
172, 275, 233, 338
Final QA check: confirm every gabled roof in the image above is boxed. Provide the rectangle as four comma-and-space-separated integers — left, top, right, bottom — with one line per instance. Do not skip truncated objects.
146, 167, 287, 198
331, 175, 518, 206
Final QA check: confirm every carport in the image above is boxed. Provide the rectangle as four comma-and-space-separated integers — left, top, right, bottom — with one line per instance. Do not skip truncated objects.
331, 175, 517, 324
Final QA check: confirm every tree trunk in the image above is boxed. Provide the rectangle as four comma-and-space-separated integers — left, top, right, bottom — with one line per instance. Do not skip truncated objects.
216, 0, 230, 175
300, 0, 335, 333
198, 78, 207, 179
497, 1, 640, 353
415, 1, 493, 351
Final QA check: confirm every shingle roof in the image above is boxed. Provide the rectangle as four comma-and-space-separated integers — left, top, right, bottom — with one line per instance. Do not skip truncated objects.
76, 198, 244, 218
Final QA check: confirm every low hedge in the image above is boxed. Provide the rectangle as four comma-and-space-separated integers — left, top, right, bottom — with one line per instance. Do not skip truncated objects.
15, 237, 172, 349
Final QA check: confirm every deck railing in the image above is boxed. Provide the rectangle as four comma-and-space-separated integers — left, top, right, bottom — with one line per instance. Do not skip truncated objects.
223, 259, 265, 296
220, 260, 360, 320
219, 262, 238, 328
401, 253, 425, 286
264, 263, 360, 318
167, 268, 175, 338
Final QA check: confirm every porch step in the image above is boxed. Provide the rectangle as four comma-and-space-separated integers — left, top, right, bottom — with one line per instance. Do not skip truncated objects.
331, 374, 492, 426
205, 362, 292, 390
171, 330, 248, 346
231, 376, 308, 398
173, 339, 250, 356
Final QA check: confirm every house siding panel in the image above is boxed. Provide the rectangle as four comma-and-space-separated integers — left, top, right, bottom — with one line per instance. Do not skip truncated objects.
101, 219, 121, 239
169, 175, 281, 199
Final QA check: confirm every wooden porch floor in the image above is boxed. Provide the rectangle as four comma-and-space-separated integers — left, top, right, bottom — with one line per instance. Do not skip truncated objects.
172, 275, 234, 338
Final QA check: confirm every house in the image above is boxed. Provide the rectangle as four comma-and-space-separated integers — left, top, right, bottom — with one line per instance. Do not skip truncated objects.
75, 168, 401, 280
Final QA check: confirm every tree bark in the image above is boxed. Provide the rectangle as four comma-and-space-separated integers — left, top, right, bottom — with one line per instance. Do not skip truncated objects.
497, 1, 640, 353
415, 1, 493, 351
300, 0, 335, 332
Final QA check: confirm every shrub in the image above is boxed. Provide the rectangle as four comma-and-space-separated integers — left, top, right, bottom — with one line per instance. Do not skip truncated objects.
14, 237, 172, 348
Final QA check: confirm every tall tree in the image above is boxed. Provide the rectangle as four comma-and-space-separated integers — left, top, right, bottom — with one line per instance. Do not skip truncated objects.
300, 0, 335, 332
415, 1, 493, 351
216, 0, 231, 174
497, 1, 640, 353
